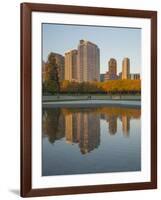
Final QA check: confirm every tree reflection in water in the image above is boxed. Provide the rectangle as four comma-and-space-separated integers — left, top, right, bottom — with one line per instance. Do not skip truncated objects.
42, 106, 141, 154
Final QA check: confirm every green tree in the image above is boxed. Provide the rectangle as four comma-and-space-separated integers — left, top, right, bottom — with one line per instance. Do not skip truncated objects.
43, 80, 59, 95
43, 53, 60, 94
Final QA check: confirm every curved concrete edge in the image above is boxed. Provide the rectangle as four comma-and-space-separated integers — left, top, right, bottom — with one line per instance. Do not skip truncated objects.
43, 100, 141, 108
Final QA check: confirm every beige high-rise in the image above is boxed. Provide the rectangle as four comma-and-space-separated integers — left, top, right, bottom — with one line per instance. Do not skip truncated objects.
65, 49, 78, 81
122, 57, 130, 79
77, 40, 100, 82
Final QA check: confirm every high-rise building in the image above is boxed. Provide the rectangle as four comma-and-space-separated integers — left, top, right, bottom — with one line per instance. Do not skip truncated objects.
108, 58, 117, 80
65, 49, 78, 81
122, 57, 130, 79
77, 40, 100, 82
103, 58, 118, 81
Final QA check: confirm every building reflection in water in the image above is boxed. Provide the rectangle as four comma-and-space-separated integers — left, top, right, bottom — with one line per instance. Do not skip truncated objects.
42, 106, 140, 154
65, 113, 79, 143
79, 112, 100, 154
121, 115, 130, 136
108, 115, 117, 135
65, 112, 100, 154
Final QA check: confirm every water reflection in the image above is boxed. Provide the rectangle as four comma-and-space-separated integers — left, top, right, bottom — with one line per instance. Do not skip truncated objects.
121, 115, 130, 136
42, 108, 65, 143
42, 106, 140, 154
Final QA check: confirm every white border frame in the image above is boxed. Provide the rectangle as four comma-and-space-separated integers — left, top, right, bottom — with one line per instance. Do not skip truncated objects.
32, 12, 151, 189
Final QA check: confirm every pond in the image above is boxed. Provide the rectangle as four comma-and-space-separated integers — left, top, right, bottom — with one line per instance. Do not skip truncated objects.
42, 105, 141, 176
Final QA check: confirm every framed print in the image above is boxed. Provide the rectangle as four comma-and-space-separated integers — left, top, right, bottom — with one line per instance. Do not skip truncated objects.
21, 3, 157, 197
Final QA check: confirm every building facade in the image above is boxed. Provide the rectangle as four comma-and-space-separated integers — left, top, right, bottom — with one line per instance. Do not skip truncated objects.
130, 73, 140, 80
108, 58, 117, 80
65, 49, 78, 81
77, 40, 100, 82
104, 71, 110, 82
103, 58, 118, 81
122, 57, 130, 79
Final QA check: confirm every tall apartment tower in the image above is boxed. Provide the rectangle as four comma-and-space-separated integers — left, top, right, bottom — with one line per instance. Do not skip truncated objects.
122, 57, 130, 79
77, 40, 100, 82
108, 58, 117, 80
65, 49, 78, 81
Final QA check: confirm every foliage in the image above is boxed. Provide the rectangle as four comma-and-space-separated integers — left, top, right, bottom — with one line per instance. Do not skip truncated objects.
101, 80, 141, 93
43, 53, 60, 93
43, 79, 141, 95
60, 80, 104, 93
43, 80, 59, 95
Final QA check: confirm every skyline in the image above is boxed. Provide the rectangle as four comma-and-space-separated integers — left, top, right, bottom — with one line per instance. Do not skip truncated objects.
42, 23, 141, 74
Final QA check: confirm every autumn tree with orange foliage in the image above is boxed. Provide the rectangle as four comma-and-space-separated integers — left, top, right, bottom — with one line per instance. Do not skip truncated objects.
43, 79, 141, 95
59, 79, 141, 94
101, 80, 141, 93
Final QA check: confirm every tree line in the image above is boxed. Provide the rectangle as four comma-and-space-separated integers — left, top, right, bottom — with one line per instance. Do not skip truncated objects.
43, 79, 141, 95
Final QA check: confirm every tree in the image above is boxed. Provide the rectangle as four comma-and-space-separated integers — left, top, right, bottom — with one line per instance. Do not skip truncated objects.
102, 80, 141, 94
43, 53, 60, 95
43, 80, 59, 95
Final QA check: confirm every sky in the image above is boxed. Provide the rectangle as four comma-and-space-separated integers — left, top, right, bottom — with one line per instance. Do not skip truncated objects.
42, 23, 141, 74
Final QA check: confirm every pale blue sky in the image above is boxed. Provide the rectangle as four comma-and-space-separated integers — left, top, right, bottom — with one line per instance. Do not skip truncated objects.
42, 23, 141, 74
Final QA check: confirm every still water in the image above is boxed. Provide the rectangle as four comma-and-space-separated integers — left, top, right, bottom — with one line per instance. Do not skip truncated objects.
42, 105, 141, 176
